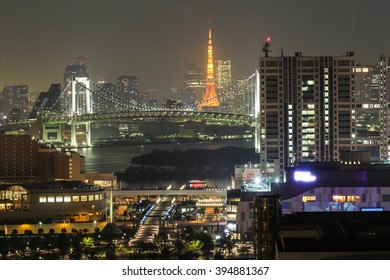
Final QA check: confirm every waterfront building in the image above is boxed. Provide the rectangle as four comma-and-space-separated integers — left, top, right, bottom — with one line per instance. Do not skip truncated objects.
259, 52, 355, 178
0, 134, 85, 182
0, 180, 107, 223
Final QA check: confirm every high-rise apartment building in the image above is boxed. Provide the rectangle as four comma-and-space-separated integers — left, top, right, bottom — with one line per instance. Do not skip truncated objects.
259, 52, 355, 178
0, 134, 85, 182
0, 134, 39, 181
215, 59, 232, 90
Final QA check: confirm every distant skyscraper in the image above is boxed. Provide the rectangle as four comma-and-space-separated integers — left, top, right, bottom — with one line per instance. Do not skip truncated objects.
117, 75, 138, 102
184, 62, 205, 105
259, 52, 355, 178
215, 59, 232, 90
2, 84, 29, 119
73, 56, 88, 66
62, 56, 91, 116
30, 84, 61, 119
94, 81, 116, 113
198, 24, 220, 110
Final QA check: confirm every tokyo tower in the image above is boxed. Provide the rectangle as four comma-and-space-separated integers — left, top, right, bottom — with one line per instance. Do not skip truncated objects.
198, 23, 220, 110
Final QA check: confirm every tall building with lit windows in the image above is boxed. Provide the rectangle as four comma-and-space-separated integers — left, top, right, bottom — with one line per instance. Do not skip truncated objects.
215, 59, 232, 90
2, 84, 29, 119
259, 52, 355, 178
253, 195, 281, 260
118, 75, 138, 102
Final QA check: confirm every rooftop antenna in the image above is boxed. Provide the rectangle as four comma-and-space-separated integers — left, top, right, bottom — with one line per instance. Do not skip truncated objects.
262, 37, 271, 57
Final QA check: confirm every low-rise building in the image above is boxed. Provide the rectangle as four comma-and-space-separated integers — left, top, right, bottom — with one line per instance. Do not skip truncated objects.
0, 180, 107, 223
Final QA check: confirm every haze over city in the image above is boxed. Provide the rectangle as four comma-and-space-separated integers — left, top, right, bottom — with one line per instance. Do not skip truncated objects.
0, 0, 389, 93
3, 0, 390, 265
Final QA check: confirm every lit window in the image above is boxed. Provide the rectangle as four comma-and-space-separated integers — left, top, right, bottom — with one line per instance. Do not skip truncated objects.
88, 195, 94, 201
72, 196, 79, 202
95, 194, 100, 200
302, 196, 316, 202
333, 195, 345, 202
39, 196, 47, 203
47, 196, 55, 203
81, 195, 88, 202
64, 196, 71, 202
56, 196, 63, 202
347, 196, 360, 202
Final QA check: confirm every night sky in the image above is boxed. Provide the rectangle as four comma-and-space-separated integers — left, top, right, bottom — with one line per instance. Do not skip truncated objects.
0, 0, 389, 94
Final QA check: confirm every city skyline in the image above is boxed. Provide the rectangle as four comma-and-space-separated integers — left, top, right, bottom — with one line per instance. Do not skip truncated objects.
0, 0, 389, 93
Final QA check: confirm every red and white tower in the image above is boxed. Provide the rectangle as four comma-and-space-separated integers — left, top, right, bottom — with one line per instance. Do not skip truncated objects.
198, 22, 220, 110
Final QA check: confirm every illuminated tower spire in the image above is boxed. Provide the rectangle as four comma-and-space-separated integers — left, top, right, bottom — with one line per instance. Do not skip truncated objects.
198, 22, 220, 110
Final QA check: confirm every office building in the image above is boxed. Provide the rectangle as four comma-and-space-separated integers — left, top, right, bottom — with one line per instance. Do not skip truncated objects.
2, 85, 29, 119
94, 81, 117, 113
117, 75, 139, 102
215, 59, 232, 90
353, 55, 390, 161
259, 52, 355, 178
183, 62, 205, 106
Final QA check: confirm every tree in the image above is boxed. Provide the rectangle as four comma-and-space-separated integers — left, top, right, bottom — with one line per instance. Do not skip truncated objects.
69, 235, 83, 260
173, 239, 184, 258
197, 207, 205, 220
193, 232, 214, 259
214, 207, 220, 221
104, 243, 116, 260
56, 233, 71, 259
154, 232, 168, 247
